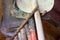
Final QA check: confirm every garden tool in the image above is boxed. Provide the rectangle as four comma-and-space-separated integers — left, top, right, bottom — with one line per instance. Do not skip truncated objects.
34, 0, 54, 40
16, 0, 54, 40
11, 0, 54, 40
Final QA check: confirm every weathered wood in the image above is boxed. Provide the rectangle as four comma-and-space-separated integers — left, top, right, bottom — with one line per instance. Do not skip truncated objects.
42, 20, 60, 38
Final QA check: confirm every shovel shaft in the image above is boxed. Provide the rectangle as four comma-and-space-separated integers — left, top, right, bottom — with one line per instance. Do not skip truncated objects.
34, 11, 45, 40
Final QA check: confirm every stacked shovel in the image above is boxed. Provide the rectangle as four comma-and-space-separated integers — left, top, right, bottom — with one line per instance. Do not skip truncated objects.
10, 0, 54, 40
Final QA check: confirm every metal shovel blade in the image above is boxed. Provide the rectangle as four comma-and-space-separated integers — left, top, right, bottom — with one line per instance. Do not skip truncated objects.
38, 0, 54, 13
17, 0, 37, 13
17, 0, 54, 15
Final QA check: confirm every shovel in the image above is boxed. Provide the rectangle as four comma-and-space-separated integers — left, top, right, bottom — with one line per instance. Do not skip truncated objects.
34, 0, 54, 40
11, 0, 54, 40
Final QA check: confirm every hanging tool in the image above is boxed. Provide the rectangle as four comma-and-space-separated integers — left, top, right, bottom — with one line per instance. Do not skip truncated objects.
34, 0, 54, 40
11, 0, 54, 40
